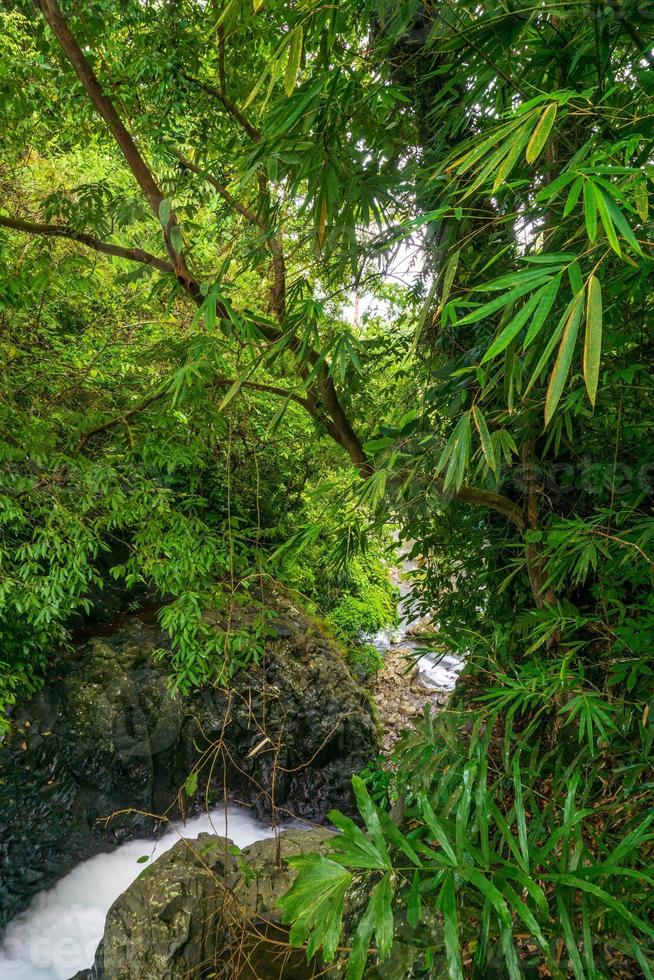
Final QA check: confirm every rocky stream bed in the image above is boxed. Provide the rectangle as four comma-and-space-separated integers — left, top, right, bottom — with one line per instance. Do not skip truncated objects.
0, 575, 463, 979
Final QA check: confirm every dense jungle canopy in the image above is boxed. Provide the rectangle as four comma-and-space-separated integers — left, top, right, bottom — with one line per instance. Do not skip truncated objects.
1, 0, 654, 976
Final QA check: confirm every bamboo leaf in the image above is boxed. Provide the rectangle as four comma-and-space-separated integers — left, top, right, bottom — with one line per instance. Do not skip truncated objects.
634, 180, 649, 222
583, 179, 597, 241
284, 26, 303, 97
544, 290, 583, 425
594, 185, 621, 256
525, 103, 557, 164
524, 274, 561, 348
456, 277, 550, 326
440, 873, 464, 980
439, 249, 460, 310
491, 122, 532, 192
583, 274, 602, 407
472, 405, 498, 476
563, 176, 583, 217
481, 285, 544, 362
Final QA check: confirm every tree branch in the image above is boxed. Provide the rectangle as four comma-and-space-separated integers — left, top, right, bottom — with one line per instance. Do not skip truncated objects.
173, 151, 262, 227
433, 477, 526, 532
180, 70, 261, 143
0, 215, 173, 274
33, 0, 199, 294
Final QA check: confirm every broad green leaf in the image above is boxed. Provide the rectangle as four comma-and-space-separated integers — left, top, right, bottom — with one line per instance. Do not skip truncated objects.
544, 290, 583, 426
170, 225, 184, 254
370, 875, 394, 959
328, 810, 391, 870
419, 794, 457, 863
184, 771, 198, 796
279, 854, 352, 962
351, 775, 391, 868
525, 103, 557, 164
346, 897, 375, 980
378, 809, 422, 866
583, 274, 602, 407
284, 26, 303, 97
457, 866, 512, 927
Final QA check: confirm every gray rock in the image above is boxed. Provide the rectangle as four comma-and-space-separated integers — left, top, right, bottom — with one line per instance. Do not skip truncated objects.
89, 828, 334, 979
0, 596, 376, 927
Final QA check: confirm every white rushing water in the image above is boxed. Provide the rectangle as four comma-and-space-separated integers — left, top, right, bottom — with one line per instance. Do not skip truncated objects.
0, 806, 280, 980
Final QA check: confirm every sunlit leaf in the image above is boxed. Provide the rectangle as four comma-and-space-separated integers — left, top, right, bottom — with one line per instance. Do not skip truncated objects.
544, 290, 583, 425
525, 103, 557, 164
583, 274, 602, 407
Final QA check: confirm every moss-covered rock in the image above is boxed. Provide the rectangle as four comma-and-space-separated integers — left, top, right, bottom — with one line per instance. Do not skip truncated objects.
87, 828, 335, 979
0, 596, 376, 928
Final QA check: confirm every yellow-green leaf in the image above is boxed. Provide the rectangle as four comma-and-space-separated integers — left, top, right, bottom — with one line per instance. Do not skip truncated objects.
472, 405, 498, 477
634, 179, 649, 222
285, 26, 303, 97
439, 249, 460, 310
544, 291, 583, 426
525, 103, 557, 165
491, 122, 532, 192
583, 274, 602, 408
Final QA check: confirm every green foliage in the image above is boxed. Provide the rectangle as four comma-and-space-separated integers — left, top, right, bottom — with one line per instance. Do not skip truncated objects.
346, 642, 383, 678
3, 0, 654, 974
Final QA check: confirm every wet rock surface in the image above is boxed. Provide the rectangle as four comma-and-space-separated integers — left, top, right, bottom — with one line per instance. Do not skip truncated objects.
84, 827, 334, 980
0, 597, 376, 928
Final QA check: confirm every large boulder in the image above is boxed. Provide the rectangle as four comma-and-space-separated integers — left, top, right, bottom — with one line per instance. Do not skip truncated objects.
87, 828, 334, 979
0, 596, 377, 927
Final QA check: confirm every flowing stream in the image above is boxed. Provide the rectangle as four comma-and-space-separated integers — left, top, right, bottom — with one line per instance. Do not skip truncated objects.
0, 806, 280, 980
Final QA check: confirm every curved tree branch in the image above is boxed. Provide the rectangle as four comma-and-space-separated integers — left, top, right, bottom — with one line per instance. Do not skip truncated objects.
0, 215, 173, 274
179, 71, 261, 143
33, 0, 199, 294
